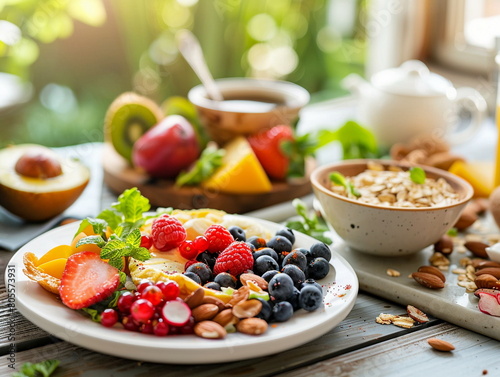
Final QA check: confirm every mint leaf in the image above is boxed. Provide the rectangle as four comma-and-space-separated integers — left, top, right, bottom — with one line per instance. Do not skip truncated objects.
108, 257, 124, 271
285, 199, 332, 244
334, 120, 379, 159
97, 208, 121, 231
130, 247, 151, 261
87, 218, 107, 235
125, 229, 142, 248
112, 188, 151, 224
329, 172, 360, 197
80, 307, 101, 322
100, 239, 128, 260
447, 227, 458, 237
75, 235, 106, 248
14, 360, 60, 377
409, 167, 426, 184
176, 143, 225, 186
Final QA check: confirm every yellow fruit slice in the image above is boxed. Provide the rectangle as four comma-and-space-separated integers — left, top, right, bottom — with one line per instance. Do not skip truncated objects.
202, 137, 272, 194
37, 258, 68, 280
38, 244, 73, 266
448, 160, 494, 198
71, 232, 102, 254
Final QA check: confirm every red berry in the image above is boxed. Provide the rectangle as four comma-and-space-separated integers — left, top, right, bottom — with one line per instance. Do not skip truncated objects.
151, 214, 187, 251
156, 281, 180, 301
193, 236, 209, 252
101, 308, 118, 327
130, 299, 155, 322
153, 319, 169, 336
140, 235, 152, 249
137, 279, 153, 293
141, 285, 164, 306
117, 291, 137, 313
59, 251, 120, 310
179, 240, 199, 260
213, 242, 254, 276
122, 315, 140, 332
204, 225, 234, 253
184, 260, 198, 270
140, 321, 154, 334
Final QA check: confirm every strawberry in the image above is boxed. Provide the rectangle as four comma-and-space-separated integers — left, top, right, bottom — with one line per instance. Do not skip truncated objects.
59, 251, 120, 310
247, 125, 294, 180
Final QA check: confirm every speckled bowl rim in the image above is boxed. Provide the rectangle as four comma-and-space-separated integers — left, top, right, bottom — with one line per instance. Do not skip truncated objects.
187, 77, 310, 114
311, 159, 474, 212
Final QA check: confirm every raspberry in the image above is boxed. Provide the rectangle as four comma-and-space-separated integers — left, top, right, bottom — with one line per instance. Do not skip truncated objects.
213, 242, 254, 276
204, 225, 234, 253
151, 214, 187, 251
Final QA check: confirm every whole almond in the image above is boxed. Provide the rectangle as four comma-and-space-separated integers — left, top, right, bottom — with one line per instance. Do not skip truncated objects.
476, 267, 500, 279
228, 286, 250, 307
202, 296, 227, 311
417, 265, 446, 283
236, 318, 268, 336
185, 287, 205, 309
240, 273, 268, 291
412, 272, 445, 289
454, 211, 478, 231
427, 338, 455, 352
232, 299, 263, 319
192, 303, 219, 322
474, 274, 500, 289
194, 321, 227, 339
464, 241, 489, 259
476, 261, 500, 269
434, 235, 453, 256
406, 305, 429, 323
212, 308, 239, 327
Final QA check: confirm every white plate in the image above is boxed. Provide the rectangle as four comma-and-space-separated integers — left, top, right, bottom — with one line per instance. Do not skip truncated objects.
8, 217, 358, 364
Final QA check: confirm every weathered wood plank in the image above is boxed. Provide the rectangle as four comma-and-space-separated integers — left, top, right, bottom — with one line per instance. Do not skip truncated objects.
0, 293, 442, 377
280, 322, 500, 377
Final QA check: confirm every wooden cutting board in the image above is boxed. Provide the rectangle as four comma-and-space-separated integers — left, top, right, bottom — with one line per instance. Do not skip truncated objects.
102, 143, 312, 213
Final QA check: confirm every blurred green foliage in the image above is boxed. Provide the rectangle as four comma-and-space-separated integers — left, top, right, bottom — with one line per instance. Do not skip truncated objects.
0, 0, 366, 148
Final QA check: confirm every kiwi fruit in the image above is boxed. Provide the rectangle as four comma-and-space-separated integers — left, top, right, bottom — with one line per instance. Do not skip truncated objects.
104, 92, 164, 163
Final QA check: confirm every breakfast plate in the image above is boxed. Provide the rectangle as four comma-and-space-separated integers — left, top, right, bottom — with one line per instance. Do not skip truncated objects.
8, 217, 358, 364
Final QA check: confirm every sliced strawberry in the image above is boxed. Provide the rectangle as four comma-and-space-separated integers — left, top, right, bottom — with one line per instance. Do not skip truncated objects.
59, 251, 120, 310
247, 125, 294, 180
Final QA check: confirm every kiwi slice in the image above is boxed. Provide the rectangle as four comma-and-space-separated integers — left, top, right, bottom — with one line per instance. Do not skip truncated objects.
104, 92, 163, 163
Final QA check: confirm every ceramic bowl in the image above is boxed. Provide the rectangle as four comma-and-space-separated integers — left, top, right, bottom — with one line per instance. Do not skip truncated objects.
311, 159, 474, 256
188, 78, 309, 145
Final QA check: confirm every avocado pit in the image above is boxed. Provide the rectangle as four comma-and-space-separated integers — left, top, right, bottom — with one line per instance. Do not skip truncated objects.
14, 146, 63, 179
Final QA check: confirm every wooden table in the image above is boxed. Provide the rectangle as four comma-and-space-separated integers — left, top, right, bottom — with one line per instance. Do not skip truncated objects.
2, 128, 500, 376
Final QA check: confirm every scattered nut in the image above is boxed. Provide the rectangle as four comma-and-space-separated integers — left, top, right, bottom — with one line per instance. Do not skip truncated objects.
392, 316, 415, 329
406, 305, 429, 323
417, 265, 446, 283
236, 318, 268, 335
201, 296, 227, 311
454, 211, 478, 231
386, 268, 401, 277
464, 241, 489, 259
474, 274, 500, 289
194, 321, 227, 339
240, 273, 268, 291
227, 286, 250, 307
212, 308, 239, 328
232, 299, 263, 319
476, 268, 500, 279
375, 313, 397, 325
434, 235, 454, 255
427, 338, 455, 352
185, 287, 205, 309
192, 303, 220, 322
411, 272, 445, 289
429, 252, 450, 269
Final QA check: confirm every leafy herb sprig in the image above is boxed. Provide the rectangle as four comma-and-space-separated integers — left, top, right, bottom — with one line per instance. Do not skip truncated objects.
409, 167, 426, 184
175, 143, 225, 186
329, 171, 361, 198
285, 199, 332, 244
12, 359, 59, 377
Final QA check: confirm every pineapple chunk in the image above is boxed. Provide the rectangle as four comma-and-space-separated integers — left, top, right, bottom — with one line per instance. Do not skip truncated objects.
202, 137, 272, 194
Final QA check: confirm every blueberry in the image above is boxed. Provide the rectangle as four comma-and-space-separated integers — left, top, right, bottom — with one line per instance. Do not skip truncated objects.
307, 257, 330, 280
214, 272, 237, 288
272, 301, 294, 322
254, 255, 279, 276
301, 278, 323, 294
228, 226, 246, 242
204, 281, 221, 291
268, 273, 294, 301
282, 249, 308, 272
186, 262, 213, 285
287, 286, 301, 311
247, 236, 267, 249
267, 236, 292, 255
255, 298, 273, 322
196, 251, 217, 270
299, 284, 323, 312
261, 270, 280, 283
310, 242, 332, 262
183, 271, 201, 285
275, 227, 295, 245
281, 264, 306, 288
297, 247, 314, 262
252, 247, 279, 263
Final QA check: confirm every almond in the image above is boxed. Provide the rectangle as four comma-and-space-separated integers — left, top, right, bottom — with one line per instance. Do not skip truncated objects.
202, 296, 227, 311
427, 338, 455, 352
454, 211, 478, 231
434, 235, 454, 256
194, 321, 227, 339
212, 308, 239, 328
411, 272, 445, 289
236, 317, 268, 336
474, 274, 500, 289
406, 305, 429, 323
464, 241, 489, 259
240, 273, 268, 291
185, 287, 205, 309
192, 304, 219, 322
476, 267, 500, 279
232, 299, 263, 319
417, 265, 446, 283
227, 286, 250, 307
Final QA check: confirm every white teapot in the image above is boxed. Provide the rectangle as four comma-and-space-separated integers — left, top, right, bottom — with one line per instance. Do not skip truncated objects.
343, 60, 488, 148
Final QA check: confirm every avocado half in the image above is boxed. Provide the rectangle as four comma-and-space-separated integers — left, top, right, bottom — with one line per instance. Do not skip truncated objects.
0, 144, 90, 222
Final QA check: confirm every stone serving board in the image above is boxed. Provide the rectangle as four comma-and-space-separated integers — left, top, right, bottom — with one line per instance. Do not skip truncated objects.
329, 220, 500, 341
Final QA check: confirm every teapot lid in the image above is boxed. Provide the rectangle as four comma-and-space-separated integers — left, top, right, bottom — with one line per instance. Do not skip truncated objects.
371, 60, 452, 96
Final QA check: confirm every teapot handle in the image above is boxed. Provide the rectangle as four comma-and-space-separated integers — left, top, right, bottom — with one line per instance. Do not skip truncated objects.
447, 87, 488, 145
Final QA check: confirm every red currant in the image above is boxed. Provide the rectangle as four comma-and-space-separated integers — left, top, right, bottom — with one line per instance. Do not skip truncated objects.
179, 240, 199, 260
101, 308, 118, 327
117, 291, 136, 313
140, 321, 154, 334
121, 315, 140, 332
137, 279, 153, 293
140, 235, 152, 249
193, 236, 209, 252
130, 299, 155, 322
141, 285, 163, 306
153, 319, 169, 336
156, 281, 180, 301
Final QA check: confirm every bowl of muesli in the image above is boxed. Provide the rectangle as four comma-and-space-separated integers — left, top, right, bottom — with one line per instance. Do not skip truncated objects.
311, 159, 473, 256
